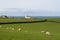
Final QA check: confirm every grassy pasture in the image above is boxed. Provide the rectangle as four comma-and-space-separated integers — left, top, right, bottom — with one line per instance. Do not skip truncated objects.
0, 18, 60, 40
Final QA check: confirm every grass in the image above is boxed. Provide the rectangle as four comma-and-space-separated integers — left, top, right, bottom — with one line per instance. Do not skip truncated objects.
0, 18, 60, 40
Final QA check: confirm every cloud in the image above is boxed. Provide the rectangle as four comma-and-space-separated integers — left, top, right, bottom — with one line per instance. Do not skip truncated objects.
0, 0, 60, 12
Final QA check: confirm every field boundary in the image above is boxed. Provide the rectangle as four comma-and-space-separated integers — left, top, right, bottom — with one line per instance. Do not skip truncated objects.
0, 20, 47, 24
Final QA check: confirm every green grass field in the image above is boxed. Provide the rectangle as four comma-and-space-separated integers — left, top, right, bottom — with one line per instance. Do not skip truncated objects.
0, 18, 60, 40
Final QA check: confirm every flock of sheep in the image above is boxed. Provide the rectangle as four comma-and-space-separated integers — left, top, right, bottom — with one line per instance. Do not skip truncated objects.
6, 27, 21, 31
41, 31, 51, 35
0, 25, 21, 31
0, 25, 51, 35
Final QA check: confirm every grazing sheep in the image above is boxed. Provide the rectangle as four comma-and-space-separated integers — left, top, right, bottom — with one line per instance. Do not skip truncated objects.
9, 27, 12, 29
12, 28, 14, 30
46, 31, 50, 35
41, 31, 45, 33
18, 28, 21, 31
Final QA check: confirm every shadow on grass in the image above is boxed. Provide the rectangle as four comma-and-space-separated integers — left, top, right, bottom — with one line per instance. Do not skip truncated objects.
0, 20, 47, 25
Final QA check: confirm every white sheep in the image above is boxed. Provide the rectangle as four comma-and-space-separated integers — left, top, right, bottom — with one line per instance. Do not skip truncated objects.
18, 28, 21, 31
46, 31, 50, 35
41, 31, 45, 33
12, 28, 14, 30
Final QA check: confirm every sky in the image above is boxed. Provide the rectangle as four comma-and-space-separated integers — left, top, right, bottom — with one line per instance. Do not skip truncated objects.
0, 0, 60, 16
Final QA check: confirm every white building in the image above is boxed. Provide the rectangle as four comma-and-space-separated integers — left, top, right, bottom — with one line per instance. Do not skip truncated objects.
25, 15, 31, 19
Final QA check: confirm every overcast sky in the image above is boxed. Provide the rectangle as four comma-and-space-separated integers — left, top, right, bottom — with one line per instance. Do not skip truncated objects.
0, 0, 60, 16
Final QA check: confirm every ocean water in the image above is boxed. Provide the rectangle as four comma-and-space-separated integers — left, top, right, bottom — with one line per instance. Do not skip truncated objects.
8, 16, 60, 18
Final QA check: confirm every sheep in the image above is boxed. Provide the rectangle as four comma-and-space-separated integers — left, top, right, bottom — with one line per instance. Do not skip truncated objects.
12, 28, 14, 30
45, 31, 50, 35
18, 28, 21, 31
41, 31, 45, 33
